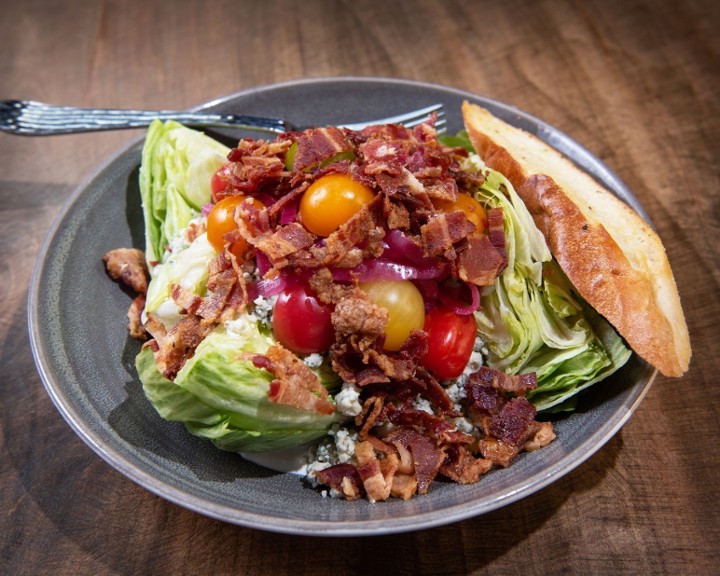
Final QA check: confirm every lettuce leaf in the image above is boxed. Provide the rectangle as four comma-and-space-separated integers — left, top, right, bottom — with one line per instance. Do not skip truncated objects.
143, 233, 216, 328
139, 119, 230, 265
471, 162, 631, 411
137, 318, 337, 452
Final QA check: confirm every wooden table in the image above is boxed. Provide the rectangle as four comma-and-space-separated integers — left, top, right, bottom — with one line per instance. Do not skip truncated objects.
2, 0, 718, 574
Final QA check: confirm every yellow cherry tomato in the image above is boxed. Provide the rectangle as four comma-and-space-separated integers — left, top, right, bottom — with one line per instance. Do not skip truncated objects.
359, 280, 426, 352
206, 195, 263, 259
435, 193, 487, 234
300, 173, 375, 237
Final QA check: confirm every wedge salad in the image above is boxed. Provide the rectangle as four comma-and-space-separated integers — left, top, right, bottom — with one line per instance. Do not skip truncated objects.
103, 113, 630, 502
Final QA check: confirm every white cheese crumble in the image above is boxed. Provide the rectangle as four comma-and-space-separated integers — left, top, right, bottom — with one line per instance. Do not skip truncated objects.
304, 424, 359, 496
252, 293, 276, 326
334, 383, 362, 417
412, 395, 434, 414
464, 335, 488, 376
303, 353, 324, 369
165, 214, 204, 257
445, 380, 466, 412
225, 314, 261, 339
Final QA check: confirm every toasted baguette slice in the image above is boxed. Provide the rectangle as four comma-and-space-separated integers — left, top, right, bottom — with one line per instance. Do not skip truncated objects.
462, 101, 691, 377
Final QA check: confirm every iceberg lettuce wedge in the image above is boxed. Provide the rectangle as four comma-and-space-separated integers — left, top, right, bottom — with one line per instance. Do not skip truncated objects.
137, 319, 337, 452
470, 161, 631, 411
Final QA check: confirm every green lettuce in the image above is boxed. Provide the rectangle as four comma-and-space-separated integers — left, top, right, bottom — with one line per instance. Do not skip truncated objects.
471, 163, 631, 412
143, 233, 216, 328
140, 119, 230, 265
137, 318, 337, 452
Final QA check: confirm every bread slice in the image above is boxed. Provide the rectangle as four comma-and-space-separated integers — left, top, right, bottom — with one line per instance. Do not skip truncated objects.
462, 101, 691, 377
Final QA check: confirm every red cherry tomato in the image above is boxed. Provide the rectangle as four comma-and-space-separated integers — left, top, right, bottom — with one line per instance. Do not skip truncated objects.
211, 163, 234, 201
272, 284, 335, 354
420, 307, 477, 379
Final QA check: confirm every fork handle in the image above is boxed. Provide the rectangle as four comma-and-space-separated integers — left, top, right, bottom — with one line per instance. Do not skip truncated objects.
0, 100, 289, 135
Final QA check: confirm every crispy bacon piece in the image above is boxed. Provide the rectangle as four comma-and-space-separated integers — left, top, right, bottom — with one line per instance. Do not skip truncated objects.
469, 366, 538, 396
247, 345, 335, 415
457, 234, 505, 286
486, 207, 508, 270
390, 473, 418, 500
440, 444, 493, 484
389, 366, 456, 415
359, 139, 406, 177
421, 211, 476, 259
127, 294, 148, 340
103, 248, 149, 294
311, 198, 385, 267
355, 395, 386, 439
331, 295, 388, 358
171, 284, 203, 315
385, 403, 458, 442
465, 375, 505, 416
330, 328, 428, 386
254, 222, 316, 264
355, 440, 399, 502
489, 397, 540, 446
293, 127, 353, 172
224, 138, 291, 196
463, 368, 552, 469
524, 421, 556, 452
308, 268, 357, 305
385, 427, 446, 495
313, 464, 364, 500
146, 313, 216, 380
476, 437, 521, 468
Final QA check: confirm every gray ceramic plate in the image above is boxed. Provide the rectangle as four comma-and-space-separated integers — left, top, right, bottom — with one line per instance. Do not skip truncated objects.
28, 77, 656, 536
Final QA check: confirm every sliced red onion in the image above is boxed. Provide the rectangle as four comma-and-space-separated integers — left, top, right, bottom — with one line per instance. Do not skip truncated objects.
439, 281, 481, 315
253, 192, 276, 207
279, 200, 299, 225
383, 229, 425, 264
201, 202, 214, 217
256, 275, 287, 298
330, 260, 416, 283
255, 250, 272, 276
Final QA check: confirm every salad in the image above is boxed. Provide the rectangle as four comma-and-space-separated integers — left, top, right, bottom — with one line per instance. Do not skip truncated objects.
103, 113, 630, 502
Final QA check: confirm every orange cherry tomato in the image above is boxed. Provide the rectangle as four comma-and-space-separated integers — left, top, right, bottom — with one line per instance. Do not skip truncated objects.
299, 173, 375, 237
435, 193, 487, 234
206, 195, 263, 259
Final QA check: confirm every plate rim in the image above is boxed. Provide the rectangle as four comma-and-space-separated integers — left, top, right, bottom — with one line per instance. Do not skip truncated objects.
27, 76, 657, 536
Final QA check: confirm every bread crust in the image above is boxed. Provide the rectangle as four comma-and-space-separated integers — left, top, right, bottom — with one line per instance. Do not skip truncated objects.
462, 101, 691, 376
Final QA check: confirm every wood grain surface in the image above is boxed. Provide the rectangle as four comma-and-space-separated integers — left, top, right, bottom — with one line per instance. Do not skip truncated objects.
1, 0, 718, 574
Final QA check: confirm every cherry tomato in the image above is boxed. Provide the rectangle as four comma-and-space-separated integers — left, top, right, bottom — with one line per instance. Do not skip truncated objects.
420, 307, 477, 379
299, 173, 375, 237
272, 284, 335, 354
206, 195, 263, 260
359, 280, 425, 352
211, 163, 234, 200
435, 193, 487, 234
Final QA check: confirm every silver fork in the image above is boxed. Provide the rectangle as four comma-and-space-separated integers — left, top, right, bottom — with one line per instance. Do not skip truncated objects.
0, 100, 445, 136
